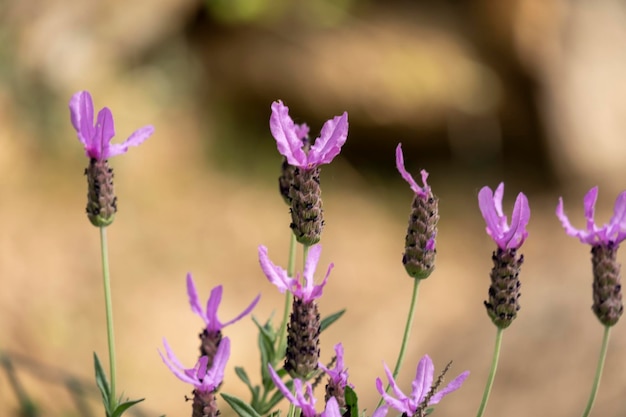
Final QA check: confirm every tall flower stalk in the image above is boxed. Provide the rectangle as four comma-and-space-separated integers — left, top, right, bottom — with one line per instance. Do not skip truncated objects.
475, 183, 530, 417
70, 90, 153, 416
556, 186, 626, 417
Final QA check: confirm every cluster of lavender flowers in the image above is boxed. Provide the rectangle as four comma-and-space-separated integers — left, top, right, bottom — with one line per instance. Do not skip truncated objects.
71, 91, 625, 417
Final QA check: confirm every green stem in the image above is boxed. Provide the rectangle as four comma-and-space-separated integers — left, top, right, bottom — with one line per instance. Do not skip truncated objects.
581, 325, 612, 417
277, 233, 297, 360
475, 327, 504, 417
377, 278, 421, 406
99, 227, 117, 410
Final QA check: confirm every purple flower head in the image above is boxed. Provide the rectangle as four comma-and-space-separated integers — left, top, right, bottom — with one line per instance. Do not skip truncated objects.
396, 143, 431, 199
258, 244, 333, 303
375, 355, 469, 415
186, 273, 260, 334
69, 90, 154, 160
270, 100, 348, 169
319, 343, 352, 389
556, 186, 626, 246
478, 183, 530, 250
159, 337, 230, 394
269, 365, 317, 417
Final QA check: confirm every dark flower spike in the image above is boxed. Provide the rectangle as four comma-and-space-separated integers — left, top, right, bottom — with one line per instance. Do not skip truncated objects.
187, 273, 260, 333
375, 355, 468, 416
258, 244, 332, 303
70, 91, 154, 160
478, 183, 530, 250
319, 343, 353, 408
268, 365, 317, 417
270, 100, 348, 169
159, 337, 230, 394
396, 143, 439, 279
557, 187, 626, 326
556, 186, 626, 245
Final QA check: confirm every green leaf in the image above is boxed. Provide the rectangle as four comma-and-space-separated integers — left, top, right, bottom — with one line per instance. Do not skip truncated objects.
344, 386, 359, 417
320, 309, 346, 332
111, 398, 145, 417
235, 366, 260, 405
221, 393, 263, 417
93, 353, 111, 413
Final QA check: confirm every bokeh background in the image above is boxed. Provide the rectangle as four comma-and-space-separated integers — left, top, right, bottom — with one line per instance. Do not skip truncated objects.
2, 0, 626, 416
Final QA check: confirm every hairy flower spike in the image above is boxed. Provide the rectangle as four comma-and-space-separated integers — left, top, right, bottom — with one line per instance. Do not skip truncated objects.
259, 244, 332, 378
557, 187, 626, 325
479, 183, 529, 328
375, 355, 469, 416
70, 90, 154, 227
396, 144, 438, 279
270, 100, 348, 244
187, 273, 260, 362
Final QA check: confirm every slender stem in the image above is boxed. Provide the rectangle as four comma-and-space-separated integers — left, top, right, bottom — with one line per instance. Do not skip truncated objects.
277, 233, 298, 359
476, 327, 504, 417
99, 227, 117, 410
581, 325, 612, 417
377, 278, 421, 407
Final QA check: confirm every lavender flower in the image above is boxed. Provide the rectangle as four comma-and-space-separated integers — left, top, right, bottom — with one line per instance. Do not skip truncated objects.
258, 244, 332, 303
396, 143, 439, 279
160, 337, 230, 417
375, 355, 468, 416
70, 90, 154, 227
270, 100, 348, 170
259, 244, 331, 377
159, 337, 230, 394
268, 365, 317, 417
319, 343, 352, 408
187, 273, 260, 360
478, 183, 530, 250
478, 183, 530, 328
557, 187, 626, 325
556, 186, 626, 246
70, 90, 154, 160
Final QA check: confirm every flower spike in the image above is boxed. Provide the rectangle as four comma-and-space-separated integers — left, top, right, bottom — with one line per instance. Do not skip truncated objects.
375, 355, 468, 415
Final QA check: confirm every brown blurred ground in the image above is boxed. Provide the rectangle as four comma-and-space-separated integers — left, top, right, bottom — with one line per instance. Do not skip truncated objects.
2, 1, 626, 416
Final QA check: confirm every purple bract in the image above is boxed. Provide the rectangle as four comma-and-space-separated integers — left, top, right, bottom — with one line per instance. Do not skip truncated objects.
478, 183, 530, 250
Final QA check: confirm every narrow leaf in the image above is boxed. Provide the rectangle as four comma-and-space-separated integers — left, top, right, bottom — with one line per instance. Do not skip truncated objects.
320, 309, 346, 332
93, 353, 111, 411
345, 386, 359, 417
221, 393, 263, 417
111, 398, 145, 417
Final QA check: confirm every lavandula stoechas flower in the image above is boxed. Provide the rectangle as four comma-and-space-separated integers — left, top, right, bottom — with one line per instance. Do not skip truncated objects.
270, 100, 348, 245
375, 355, 469, 417
556, 187, 626, 325
319, 343, 352, 409
269, 365, 342, 417
187, 273, 260, 363
478, 183, 530, 328
160, 337, 230, 417
69, 90, 154, 227
396, 144, 439, 279
259, 244, 332, 378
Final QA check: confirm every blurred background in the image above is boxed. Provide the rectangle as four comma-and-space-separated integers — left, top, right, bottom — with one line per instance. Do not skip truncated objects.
2, 0, 626, 416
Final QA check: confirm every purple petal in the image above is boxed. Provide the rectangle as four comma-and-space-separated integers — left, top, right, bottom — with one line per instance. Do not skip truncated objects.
376, 376, 410, 414
270, 101, 307, 166
308, 112, 349, 166
203, 337, 230, 391
295, 123, 310, 141
298, 382, 317, 417
108, 125, 154, 158
268, 365, 297, 404
555, 197, 581, 238
583, 187, 599, 232
371, 406, 389, 417
383, 363, 407, 404
503, 192, 530, 248
321, 397, 342, 417
93, 108, 115, 159
411, 355, 434, 405
221, 293, 261, 328
205, 285, 224, 332
258, 245, 296, 294
478, 186, 500, 238
428, 370, 470, 405
69, 91, 95, 144
186, 273, 206, 323
493, 182, 505, 217
303, 244, 322, 291
159, 339, 196, 385
395, 144, 421, 194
